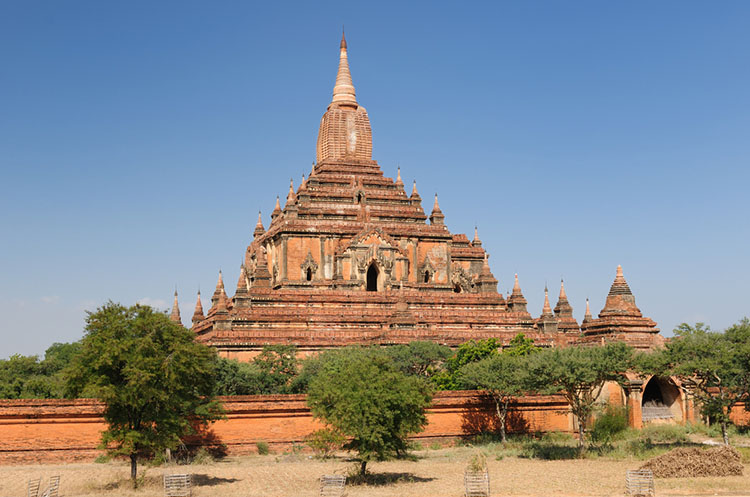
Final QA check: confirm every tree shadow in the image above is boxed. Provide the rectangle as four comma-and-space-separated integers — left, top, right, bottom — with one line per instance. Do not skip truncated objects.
192, 474, 241, 486
179, 424, 228, 460
348, 472, 435, 486
460, 393, 530, 440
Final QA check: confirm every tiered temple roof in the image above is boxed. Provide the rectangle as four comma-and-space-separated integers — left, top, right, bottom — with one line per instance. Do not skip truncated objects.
577, 266, 662, 350
188, 34, 662, 358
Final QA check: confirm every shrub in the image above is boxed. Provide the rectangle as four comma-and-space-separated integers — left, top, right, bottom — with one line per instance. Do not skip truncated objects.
256, 441, 270, 455
591, 405, 629, 443
640, 423, 689, 444
306, 428, 345, 459
191, 447, 214, 464
467, 452, 488, 472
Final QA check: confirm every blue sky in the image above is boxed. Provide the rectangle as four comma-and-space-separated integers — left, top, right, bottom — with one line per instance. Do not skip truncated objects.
1, 1, 748, 358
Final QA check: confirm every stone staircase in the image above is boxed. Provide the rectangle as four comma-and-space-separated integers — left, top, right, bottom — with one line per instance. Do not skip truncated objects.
642, 404, 674, 421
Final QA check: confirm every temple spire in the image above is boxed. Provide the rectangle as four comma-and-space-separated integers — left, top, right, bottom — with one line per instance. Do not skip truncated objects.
331, 30, 357, 106
236, 265, 249, 295
271, 195, 282, 222
429, 193, 444, 225
170, 289, 181, 324
513, 274, 521, 293
473, 226, 482, 247
542, 285, 553, 316
507, 273, 528, 313
192, 290, 204, 325
211, 270, 227, 307
396, 166, 402, 185
583, 298, 593, 322
411, 180, 419, 196
254, 211, 265, 238
286, 178, 295, 205
554, 278, 574, 318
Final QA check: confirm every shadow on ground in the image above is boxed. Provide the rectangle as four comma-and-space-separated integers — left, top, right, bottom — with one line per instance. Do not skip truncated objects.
349, 472, 435, 486
193, 474, 240, 486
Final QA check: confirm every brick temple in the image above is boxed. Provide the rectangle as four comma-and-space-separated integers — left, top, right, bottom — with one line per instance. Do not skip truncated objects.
181, 34, 663, 359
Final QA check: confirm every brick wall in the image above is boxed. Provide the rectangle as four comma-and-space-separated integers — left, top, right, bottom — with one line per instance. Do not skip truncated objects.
0, 392, 571, 464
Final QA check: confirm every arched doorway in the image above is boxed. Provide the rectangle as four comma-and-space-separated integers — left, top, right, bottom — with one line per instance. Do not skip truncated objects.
366, 264, 379, 291
642, 376, 682, 423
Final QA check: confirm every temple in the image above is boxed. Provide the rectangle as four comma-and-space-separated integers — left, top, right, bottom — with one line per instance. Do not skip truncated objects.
183, 34, 662, 359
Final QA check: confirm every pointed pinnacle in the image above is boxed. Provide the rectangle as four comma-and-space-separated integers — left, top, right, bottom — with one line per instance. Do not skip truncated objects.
332, 30, 356, 106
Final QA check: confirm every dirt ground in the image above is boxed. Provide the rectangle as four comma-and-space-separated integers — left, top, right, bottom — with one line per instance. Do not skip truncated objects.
1, 447, 750, 497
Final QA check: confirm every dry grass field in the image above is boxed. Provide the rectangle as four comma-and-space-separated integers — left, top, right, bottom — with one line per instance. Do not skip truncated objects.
1, 446, 750, 497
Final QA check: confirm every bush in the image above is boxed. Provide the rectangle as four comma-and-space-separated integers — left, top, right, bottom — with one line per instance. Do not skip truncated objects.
256, 441, 270, 455
591, 406, 629, 443
191, 447, 214, 465
640, 423, 689, 444
306, 428, 345, 459
467, 452, 488, 472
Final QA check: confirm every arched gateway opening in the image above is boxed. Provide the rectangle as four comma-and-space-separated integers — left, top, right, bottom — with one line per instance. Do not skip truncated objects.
641, 376, 682, 423
366, 264, 379, 291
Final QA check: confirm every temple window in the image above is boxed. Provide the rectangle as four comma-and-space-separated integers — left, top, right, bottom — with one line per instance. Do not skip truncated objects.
423, 270, 431, 283
306, 267, 313, 281
366, 264, 379, 291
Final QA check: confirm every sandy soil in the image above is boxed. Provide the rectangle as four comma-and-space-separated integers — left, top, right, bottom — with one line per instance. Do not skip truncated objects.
1, 447, 749, 497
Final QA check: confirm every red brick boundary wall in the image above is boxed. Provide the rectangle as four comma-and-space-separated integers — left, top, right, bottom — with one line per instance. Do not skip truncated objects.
0, 392, 572, 464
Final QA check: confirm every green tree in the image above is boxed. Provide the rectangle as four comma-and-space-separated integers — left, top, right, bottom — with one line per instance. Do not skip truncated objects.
642, 322, 748, 445
460, 353, 530, 443
214, 358, 267, 395
529, 343, 633, 452
306, 347, 432, 476
214, 345, 299, 395
433, 338, 500, 390
384, 341, 452, 378
66, 302, 222, 486
0, 354, 43, 398
0, 342, 83, 399
252, 345, 299, 393
505, 333, 541, 357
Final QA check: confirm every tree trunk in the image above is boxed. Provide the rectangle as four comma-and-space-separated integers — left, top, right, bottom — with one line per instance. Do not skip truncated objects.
130, 453, 138, 487
721, 420, 730, 446
499, 399, 509, 444
360, 460, 367, 476
577, 417, 586, 454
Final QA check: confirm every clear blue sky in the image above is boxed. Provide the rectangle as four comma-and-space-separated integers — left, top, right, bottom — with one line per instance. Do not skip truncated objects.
1, 1, 748, 358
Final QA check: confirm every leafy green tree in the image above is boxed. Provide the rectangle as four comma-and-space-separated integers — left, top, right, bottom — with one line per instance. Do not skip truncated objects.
505, 333, 541, 357
642, 322, 749, 445
460, 353, 531, 443
384, 341, 452, 378
214, 358, 267, 395
0, 342, 83, 399
0, 354, 43, 398
433, 338, 500, 390
306, 346, 432, 476
66, 302, 222, 486
529, 343, 633, 452
214, 345, 299, 395
252, 345, 299, 393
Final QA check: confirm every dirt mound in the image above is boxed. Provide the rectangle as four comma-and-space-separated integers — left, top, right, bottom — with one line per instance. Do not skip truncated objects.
641, 446, 743, 478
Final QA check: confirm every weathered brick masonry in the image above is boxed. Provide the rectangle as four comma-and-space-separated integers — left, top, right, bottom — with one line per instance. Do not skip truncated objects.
185, 33, 663, 359
0, 392, 573, 464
